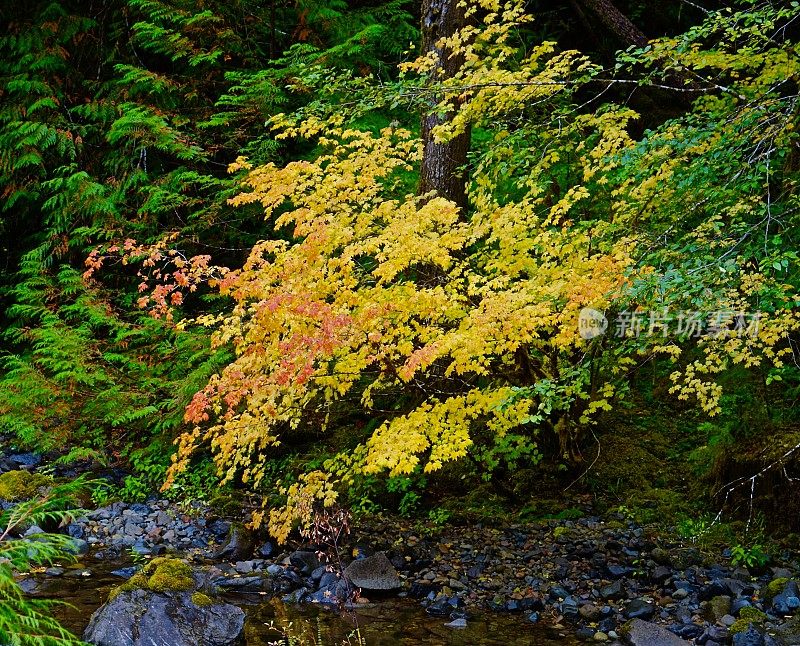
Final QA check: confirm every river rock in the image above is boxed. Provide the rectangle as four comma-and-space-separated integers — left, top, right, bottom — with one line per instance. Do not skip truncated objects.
6, 452, 41, 469
772, 580, 800, 615
266, 563, 284, 576
651, 547, 672, 565
343, 552, 401, 590
63, 537, 90, 556
18, 577, 41, 594
111, 567, 139, 579
607, 565, 634, 579
732, 623, 768, 646
600, 579, 625, 600
66, 523, 85, 539
624, 598, 656, 620
702, 625, 729, 643
579, 603, 602, 621
309, 579, 351, 605
257, 540, 277, 558
425, 595, 464, 617
652, 565, 672, 583
207, 519, 231, 540
289, 550, 319, 575
700, 579, 731, 601
445, 617, 467, 628
83, 589, 245, 646
624, 619, 689, 645
706, 595, 732, 622
214, 524, 255, 561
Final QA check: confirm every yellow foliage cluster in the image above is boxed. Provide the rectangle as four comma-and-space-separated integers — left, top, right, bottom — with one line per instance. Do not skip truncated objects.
164, 1, 800, 540
166, 103, 635, 539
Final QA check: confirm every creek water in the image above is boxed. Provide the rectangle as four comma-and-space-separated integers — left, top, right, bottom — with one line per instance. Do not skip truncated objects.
38, 561, 578, 645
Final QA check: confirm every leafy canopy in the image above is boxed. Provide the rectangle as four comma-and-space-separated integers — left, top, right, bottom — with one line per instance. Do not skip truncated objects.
164, 1, 799, 540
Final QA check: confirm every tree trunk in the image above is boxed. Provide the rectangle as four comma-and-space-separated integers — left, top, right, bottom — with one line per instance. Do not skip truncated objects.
576, 0, 697, 106
419, 0, 471, 212
577, 0, 648, 48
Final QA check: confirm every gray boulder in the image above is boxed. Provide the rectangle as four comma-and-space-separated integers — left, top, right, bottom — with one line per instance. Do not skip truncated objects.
289, 550, 319, 575
624, 598, 656, 620
624, 619, 689, 646
83, 589, 244, 646
343, 552, 400, 590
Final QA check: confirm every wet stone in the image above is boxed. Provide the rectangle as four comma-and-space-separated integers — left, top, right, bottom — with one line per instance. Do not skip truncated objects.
600, 579, 625, 600
626, 619, 690, 645
625, 598, 656, 620
344, 552, 401, 590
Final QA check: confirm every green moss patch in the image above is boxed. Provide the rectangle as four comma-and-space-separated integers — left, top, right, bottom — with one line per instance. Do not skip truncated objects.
763, 577, 790, 602
144, 558, 194, 592
739, 606, 768, 622
0, 470, 52, 502
107, 558, 196, 601
730, 620, 753, 635
191, 592, 214, 607
730, 608, 768, 636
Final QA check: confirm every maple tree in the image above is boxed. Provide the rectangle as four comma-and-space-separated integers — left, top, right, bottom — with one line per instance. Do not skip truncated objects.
159, 2, 800, 540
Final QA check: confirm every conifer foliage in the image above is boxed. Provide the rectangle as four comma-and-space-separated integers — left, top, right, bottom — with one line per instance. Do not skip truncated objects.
0, 0, 416, 467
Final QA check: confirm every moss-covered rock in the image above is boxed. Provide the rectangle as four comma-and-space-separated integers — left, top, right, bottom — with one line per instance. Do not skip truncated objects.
190, 592, 214, 607
591, 435, 662, 492
107, 559, 195, 602
107, 573, 147, 602
126, 573, 149, 589
730, 614, 769, 636
763, 577, 790, 602
86, 587, 245, 646
144, 558, 194, 592
0, 470, 52, 501
730, 619, 750, 635
705, 595, 732, 622
208, 493, 244, 517
729, 608, 767, 636
739, 606, 768, 622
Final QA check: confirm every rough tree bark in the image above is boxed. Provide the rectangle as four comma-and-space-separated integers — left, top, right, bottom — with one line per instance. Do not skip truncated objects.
577, 0, 648, 48
419, 0, 471, 212
576, 0, 697, 106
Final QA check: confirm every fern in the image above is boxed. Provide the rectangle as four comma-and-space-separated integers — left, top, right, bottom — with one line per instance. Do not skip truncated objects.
0, 478, 92, 646
0, 0, 417, 487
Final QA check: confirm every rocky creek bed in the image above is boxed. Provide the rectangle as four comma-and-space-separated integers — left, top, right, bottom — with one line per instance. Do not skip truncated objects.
1, 449, 800, 645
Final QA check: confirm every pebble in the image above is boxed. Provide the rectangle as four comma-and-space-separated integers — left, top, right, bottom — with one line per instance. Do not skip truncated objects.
444, 618, 467, 628
69, 499, 223, 557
